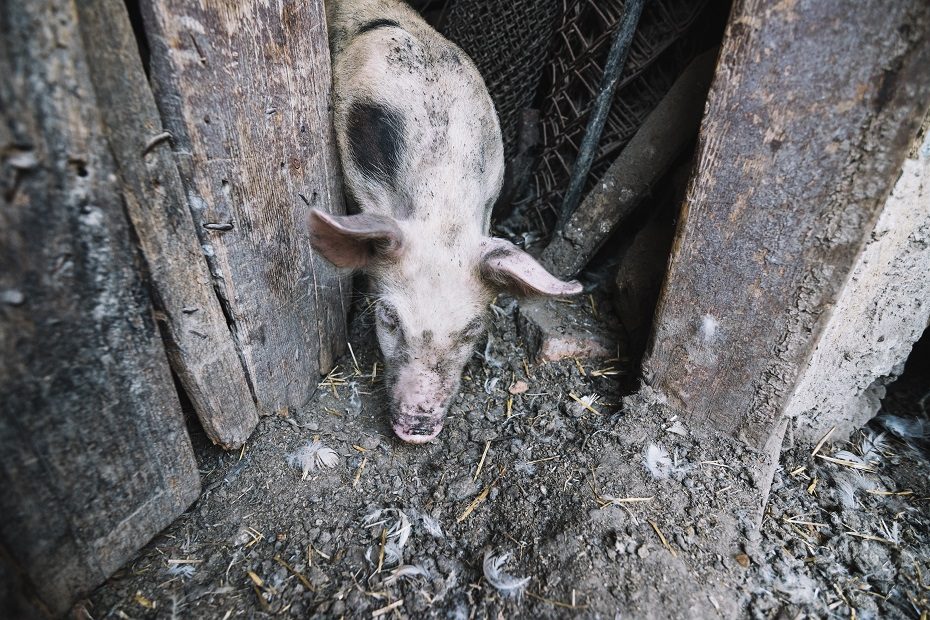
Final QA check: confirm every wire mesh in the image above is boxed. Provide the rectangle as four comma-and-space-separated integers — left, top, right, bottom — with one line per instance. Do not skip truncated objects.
440, 0, 561, 162
435, 0, 722, 227
530, 0, 712, 221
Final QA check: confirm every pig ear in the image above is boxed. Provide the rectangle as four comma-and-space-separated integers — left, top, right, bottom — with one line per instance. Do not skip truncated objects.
308, 209, 404, 269
479, 238, 583, 297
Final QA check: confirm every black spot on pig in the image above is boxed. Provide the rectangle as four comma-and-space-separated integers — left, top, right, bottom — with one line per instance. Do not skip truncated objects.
437, 46, 464, 68
357, 19, 401, 35
482, 246, 512, 261
347, 101, 405, 189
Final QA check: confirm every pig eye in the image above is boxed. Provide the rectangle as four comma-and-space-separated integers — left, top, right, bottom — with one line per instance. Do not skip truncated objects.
376, 303, 399, 334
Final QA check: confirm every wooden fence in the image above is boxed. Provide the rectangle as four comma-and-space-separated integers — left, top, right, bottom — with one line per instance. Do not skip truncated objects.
0, 0, 344, 614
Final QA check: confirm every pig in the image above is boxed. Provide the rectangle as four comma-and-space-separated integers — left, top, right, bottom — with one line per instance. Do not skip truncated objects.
309, 0, 582, 443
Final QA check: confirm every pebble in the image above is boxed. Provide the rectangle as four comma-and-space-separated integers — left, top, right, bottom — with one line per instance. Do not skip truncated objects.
0, 289, 24, 306
449, 475, 480, 500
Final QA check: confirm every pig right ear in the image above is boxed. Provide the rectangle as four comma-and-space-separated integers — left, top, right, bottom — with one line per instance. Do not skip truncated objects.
308, 209, 404, 269
479, 237, 583, 297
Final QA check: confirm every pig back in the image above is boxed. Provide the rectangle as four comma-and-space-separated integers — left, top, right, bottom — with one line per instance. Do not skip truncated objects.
328, 0, 504, 230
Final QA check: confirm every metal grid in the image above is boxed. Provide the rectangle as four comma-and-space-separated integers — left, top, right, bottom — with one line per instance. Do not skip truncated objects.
530, 0, 711, 220
435, 0, 719, 225
441, 0, 561, 162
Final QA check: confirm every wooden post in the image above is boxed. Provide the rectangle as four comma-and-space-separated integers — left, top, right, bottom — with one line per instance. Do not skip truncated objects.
0, 0, 200, 614
75, 0, 259, 449
642, 0, 930, 448
140, 0, 349, 415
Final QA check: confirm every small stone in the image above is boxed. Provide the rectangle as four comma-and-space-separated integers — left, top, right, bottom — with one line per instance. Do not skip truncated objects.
637, 545, 650, 559
0, 289, 24, 306
449, 476, 480, 500
230, 527, 253, 546
735, 553, 750, 568
508, 380, 529, 395
516, 299, 616, 362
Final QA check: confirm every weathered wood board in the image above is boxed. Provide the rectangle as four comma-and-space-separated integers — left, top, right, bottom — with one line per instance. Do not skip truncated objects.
642, 0, 930, 447
76, 0, 259, 449
784, 123, 930, 444
140, 0, 348, 415
0, 0, 201, 614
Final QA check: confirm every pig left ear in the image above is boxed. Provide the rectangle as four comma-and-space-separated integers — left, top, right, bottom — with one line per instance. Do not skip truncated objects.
479, 238, 583, 297
308, 209, 404, 269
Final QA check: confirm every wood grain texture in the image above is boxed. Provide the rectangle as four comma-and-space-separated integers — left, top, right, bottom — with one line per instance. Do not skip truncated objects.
76, 0, 259, 449
642, 0, 930, 447
0, 1, 201, 614
140, 0, 349, 415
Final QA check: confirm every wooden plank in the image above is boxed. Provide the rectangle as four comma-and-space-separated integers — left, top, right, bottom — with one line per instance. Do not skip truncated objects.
140, 0, 348, 415
0, 1, 201, 614
642, 0, 930, 447
75, 0, 259, 449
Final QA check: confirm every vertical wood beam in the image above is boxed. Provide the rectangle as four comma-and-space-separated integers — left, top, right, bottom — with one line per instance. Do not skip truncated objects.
0, 1, 200, 613
76, 0, 259, 449
642, 0, 930, 447
140, 0, 348, 415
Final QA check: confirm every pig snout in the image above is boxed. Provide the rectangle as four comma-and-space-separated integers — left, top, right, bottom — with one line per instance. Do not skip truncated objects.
390, 366, 456, 444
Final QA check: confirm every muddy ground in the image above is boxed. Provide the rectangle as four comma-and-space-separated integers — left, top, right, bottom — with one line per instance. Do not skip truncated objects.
83, 294, 930, 619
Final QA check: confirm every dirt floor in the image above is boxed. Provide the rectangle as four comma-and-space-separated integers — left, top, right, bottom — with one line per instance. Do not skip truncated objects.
82, 294, 930, 619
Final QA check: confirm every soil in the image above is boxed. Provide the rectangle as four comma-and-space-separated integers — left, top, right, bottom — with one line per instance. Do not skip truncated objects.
82, 295, 930, 619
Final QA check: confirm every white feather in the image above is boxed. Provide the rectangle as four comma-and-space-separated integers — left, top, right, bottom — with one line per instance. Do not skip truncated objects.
418, 513, 445, 539
166, 564, 196, 579
384, 564, 429, 585
363, 509, 412, 566
644, 444, 672, 479
858, 429, 888, 464
483, 551, 530, 598
287, 440, 339, 478
346, 381, 362, 415
833, 473, 859, 510
878, 414, 930, 439
483, 334, 506, 369
699, 314, 719, 342
571, 394, 599, 416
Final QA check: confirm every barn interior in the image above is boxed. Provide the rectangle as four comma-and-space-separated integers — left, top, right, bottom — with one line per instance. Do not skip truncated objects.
1, 0, 928, 618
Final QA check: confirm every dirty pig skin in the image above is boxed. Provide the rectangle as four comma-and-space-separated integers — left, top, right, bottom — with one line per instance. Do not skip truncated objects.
309, 0, 582, 443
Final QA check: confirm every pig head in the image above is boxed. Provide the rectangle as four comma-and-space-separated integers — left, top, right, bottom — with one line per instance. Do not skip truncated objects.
310, 0, 582, 443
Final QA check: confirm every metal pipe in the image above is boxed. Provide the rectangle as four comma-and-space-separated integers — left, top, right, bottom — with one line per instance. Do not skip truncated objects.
557, 0, 646, 229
